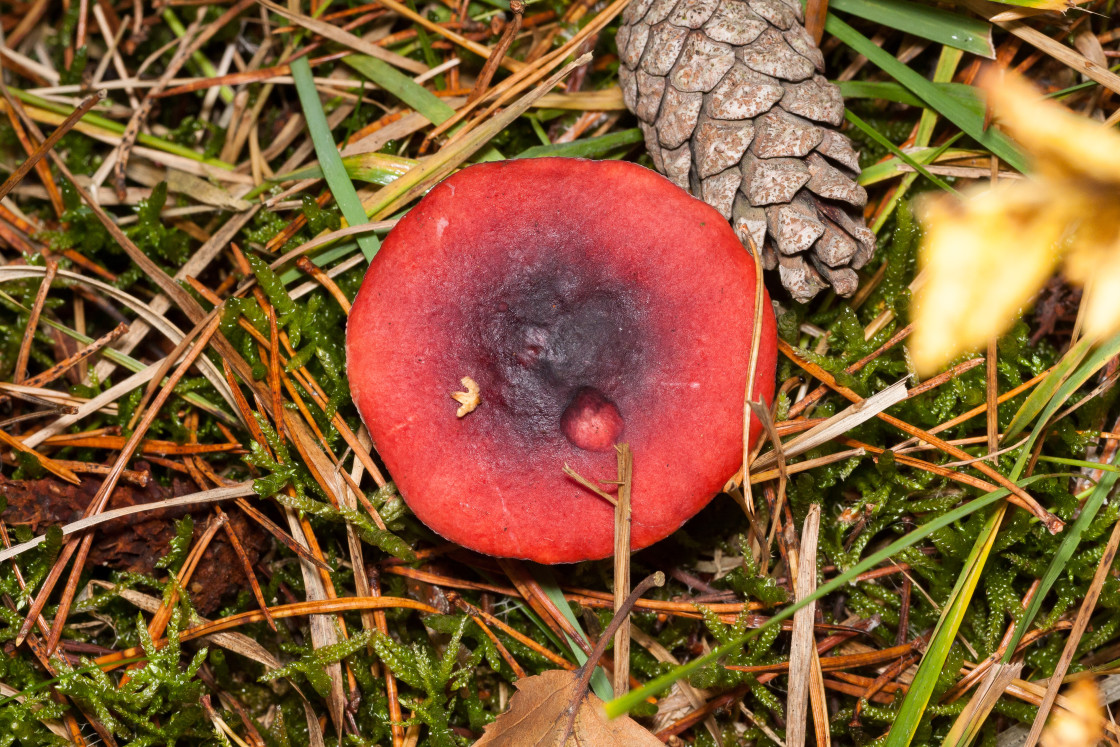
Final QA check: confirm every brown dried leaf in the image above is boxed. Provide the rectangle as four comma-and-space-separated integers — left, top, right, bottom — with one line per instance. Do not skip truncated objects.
0, 470, 267, 614
474, 669, 661, 747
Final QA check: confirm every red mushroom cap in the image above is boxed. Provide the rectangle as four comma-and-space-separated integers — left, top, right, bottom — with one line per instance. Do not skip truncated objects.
347, 158, 777, 563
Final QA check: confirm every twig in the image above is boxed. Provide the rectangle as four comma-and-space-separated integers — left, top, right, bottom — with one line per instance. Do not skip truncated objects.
13, 261, 58, 384
18, 312, 224, 651
113, 0, 258, 196
787, 324, 912, 419
907, 358, 985, 399
964, 0, 1120, 97
294, 257, 352, 313
119, 511, 230, 685
562, 463, 617, 506
451, 593, 575, 670
499, 559, 594, 656
17, 322, 129, 391
468, 0, 524, 103
234, 497, 331, 571
259, 0, 427, 74
449, 594, 528, 680
93, 596, 444, 671
612, 443, 633, 699
804, 0, 829, 45
368, 567, 405, 747
851, 648, 922, 726
752, 401, 789, 559
0, 429, 82, 485
218, 506, 277, 632
914, 363, 1058, 440
374, 0, 522, 73
661, 619, 881, 740
0, 91, 105, 203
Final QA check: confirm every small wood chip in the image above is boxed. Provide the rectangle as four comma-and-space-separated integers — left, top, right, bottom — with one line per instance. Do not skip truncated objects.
451, 376, 481, 417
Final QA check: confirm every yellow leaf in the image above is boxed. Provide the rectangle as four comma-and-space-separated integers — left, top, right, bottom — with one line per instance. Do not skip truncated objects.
910, 69, 1120, 375
910, 183, 1063, 376
1041, 678, 1103, 747
992, 0, 1083, 10
1063, 207, 1120, 340
985, 69, 1120, 186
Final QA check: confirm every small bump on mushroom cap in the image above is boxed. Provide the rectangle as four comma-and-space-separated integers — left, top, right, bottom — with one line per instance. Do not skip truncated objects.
561, 388, 625, 452
347, 158, 777, 563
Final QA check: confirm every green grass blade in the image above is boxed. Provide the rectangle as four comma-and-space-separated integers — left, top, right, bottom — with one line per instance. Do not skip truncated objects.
1004, 336, 1094, 440
1003, 467, 1120, 661
605, 475, 1051, 718
828, 0, 994, 57
273, 151, 418, 185
858, 145, 971, 186
885, 504, 1006, 746
291, 57, 381, 263
531, 566, 614, 701
1036, 455, 1120, 473
985, 0, 1068, 6
1009, 331, 1120, 477
869, 46, 962, 230
344, 55, 456, 125
8, 88, 235, 169
515, 128, 644, 159
825, 14, 1028, 172
844, 110, 960, 194
917, 47, 964, 144
995, 332, 1120, 653
837, 80, 983, 111
1049, 74, 1120, 100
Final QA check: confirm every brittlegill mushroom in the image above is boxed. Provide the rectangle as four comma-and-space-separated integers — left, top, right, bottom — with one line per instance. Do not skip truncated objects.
346, 158, 777, 563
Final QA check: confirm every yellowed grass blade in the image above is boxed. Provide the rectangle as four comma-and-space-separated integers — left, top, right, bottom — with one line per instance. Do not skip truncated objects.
257, 0, 427, 74
360, 53, 592, 220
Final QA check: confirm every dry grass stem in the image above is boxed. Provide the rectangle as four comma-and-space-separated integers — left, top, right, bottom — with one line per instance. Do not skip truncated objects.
612, 443, 633, 699
786, 504, 822, 747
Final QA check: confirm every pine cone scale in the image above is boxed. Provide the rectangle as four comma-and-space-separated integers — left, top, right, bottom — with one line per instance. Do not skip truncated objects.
669, 0, 722, 28
671, 33, 735, 92
781, 76, 845, 125
738, 30, 816, 81
704, 4, 767, 45
705, 65, 783, 120
692, 116, 754, 178
657, 87, 703, 148
752, 109, 823, 158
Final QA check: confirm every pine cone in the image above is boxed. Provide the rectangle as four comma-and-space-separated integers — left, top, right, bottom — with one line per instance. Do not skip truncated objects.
617, 0, 876, 302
